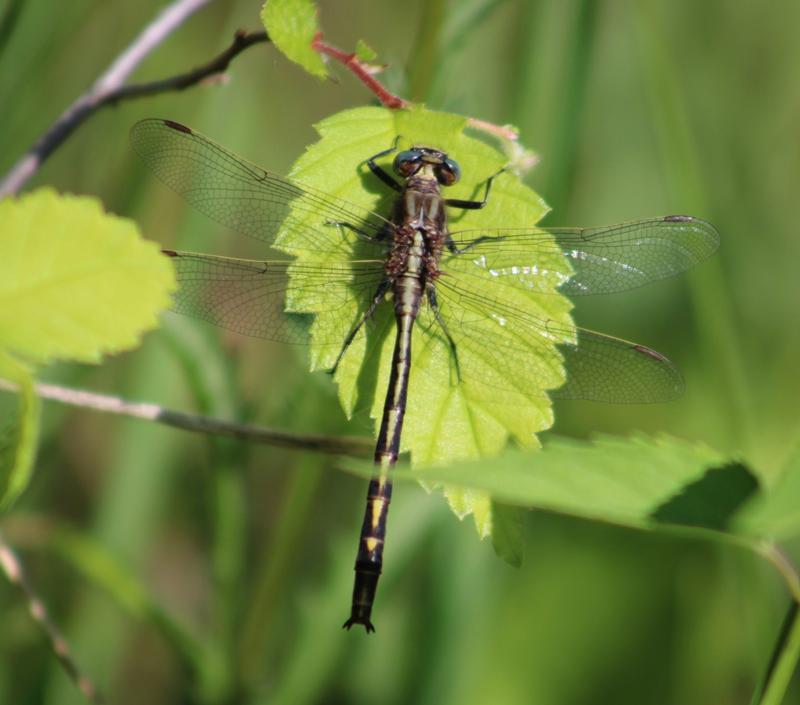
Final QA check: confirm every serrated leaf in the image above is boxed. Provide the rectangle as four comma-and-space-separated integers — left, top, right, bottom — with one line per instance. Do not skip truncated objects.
355, 39, 377, 62
261, 0, 327, 79
276, 106, 566, 535
0, 351, 39, 511
340, 434, 748, 537
0, 188, 175, 364
650, 462, 759, 531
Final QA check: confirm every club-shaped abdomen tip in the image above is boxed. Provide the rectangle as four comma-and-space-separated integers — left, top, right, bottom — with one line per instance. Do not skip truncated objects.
342, 617, 376, 634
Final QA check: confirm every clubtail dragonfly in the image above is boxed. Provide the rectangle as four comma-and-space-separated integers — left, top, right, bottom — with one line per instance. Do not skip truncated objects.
131, 118, 719, 633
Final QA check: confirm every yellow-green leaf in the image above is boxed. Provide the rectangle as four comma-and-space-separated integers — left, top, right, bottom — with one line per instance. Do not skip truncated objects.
261, 0, 327, 79
0, 351, 39, 511
355, 39, 377, 63
277, 106, 570, 538
0, 188, 175, 364
340, 434, 745, 537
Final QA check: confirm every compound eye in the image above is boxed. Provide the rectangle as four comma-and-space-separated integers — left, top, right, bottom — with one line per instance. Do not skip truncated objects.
437, 158, 461, 186
393, 150, 422, 177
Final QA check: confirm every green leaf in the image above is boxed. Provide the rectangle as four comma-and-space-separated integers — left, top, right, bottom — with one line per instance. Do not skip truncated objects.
340, 433, 751, 537
355, 39, 377, 63
650, 462, 759, 531
0, 351, 39, 510
0, 188, 175, 364
277, 106, 565, 538
261, 0, 327, 79
490, 502, 525, 567
737, 441, 800, 539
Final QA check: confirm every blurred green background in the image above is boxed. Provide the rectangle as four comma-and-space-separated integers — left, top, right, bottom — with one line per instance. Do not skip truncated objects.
1, 0, 799, 703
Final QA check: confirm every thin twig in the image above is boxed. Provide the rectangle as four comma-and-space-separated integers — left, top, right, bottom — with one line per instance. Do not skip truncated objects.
311, 32, 520, 143
0, 530, 104, 704
0, 378, 371, 457
312, 33, 407, 109
0, 0, 270, 197
101, 30, 269, 103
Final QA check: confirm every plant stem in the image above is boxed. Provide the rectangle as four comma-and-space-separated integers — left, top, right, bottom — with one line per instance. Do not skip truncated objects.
0, 530, 104, 704
406, 0, 447, 102
0, 17, 269, 197
751, 600, 800, 705
0, 378, 372, 457
541, 0, 597, 215
237, 457, 322, 687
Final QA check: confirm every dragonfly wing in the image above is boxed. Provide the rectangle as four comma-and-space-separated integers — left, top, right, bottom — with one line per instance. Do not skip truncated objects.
422, 275, 683, 403
446, 216, 719, 295
131, 119, 392, 257
164, 251, 387, 347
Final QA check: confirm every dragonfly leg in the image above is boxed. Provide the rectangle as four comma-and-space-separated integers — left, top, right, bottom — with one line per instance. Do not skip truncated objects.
365, 137, 403, 193
445, 167, 505, 210
325, 220, 382, 242
330, 279, 391, 375
426, 285, 461, 383
445, 233, 505, 255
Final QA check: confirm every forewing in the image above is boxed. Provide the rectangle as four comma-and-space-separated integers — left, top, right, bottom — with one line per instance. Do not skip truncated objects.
131, 119, 392, 257
446, 216, 719, 296
164, 251, 386, 347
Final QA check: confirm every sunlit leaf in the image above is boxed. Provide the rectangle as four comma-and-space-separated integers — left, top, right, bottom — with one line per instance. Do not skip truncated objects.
0, 188, 175, 364
339, 434, 761, 539
278, 106, 566, 541
0, 351, 39, 511
261, 0, 327, 79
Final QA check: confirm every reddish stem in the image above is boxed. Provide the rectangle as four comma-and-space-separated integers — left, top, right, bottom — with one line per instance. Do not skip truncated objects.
312, 33, 408, 109
310, 33, 519, 145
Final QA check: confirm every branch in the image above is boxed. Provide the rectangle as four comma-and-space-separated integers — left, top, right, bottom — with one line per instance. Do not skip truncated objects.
312, 33, 407, 109
0, 530, 104, 704
0, 0, 270, 197
0, 379, 371, 458
311, 32, 520, 143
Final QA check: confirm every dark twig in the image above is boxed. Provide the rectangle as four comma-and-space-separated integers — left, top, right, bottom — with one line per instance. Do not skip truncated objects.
101, 30, 269, 103
0, 0, 270, 197
311, 32, 519, 143
0, 530, 104, 704
0, 379, 372, 457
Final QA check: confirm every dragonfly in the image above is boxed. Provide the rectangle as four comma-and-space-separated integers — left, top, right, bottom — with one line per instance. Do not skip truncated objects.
130, 118, 719, 633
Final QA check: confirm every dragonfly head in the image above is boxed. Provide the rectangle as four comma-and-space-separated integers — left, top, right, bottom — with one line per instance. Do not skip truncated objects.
393, 146, 461, 186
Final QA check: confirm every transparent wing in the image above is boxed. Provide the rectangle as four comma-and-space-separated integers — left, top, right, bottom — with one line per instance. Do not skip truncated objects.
166, 249, 683, 402
164, 251, 387, 346
419, 274, 683, 403
131, 119, 392, 257
446, 216, 719, 296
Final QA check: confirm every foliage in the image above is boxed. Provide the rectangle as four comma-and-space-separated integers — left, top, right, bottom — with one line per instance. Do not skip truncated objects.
261, 0, 328, 78
3, 1, 800, 705
341, 434, 765, 541
0, 189, 174, 508
279, 105, 568, 543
